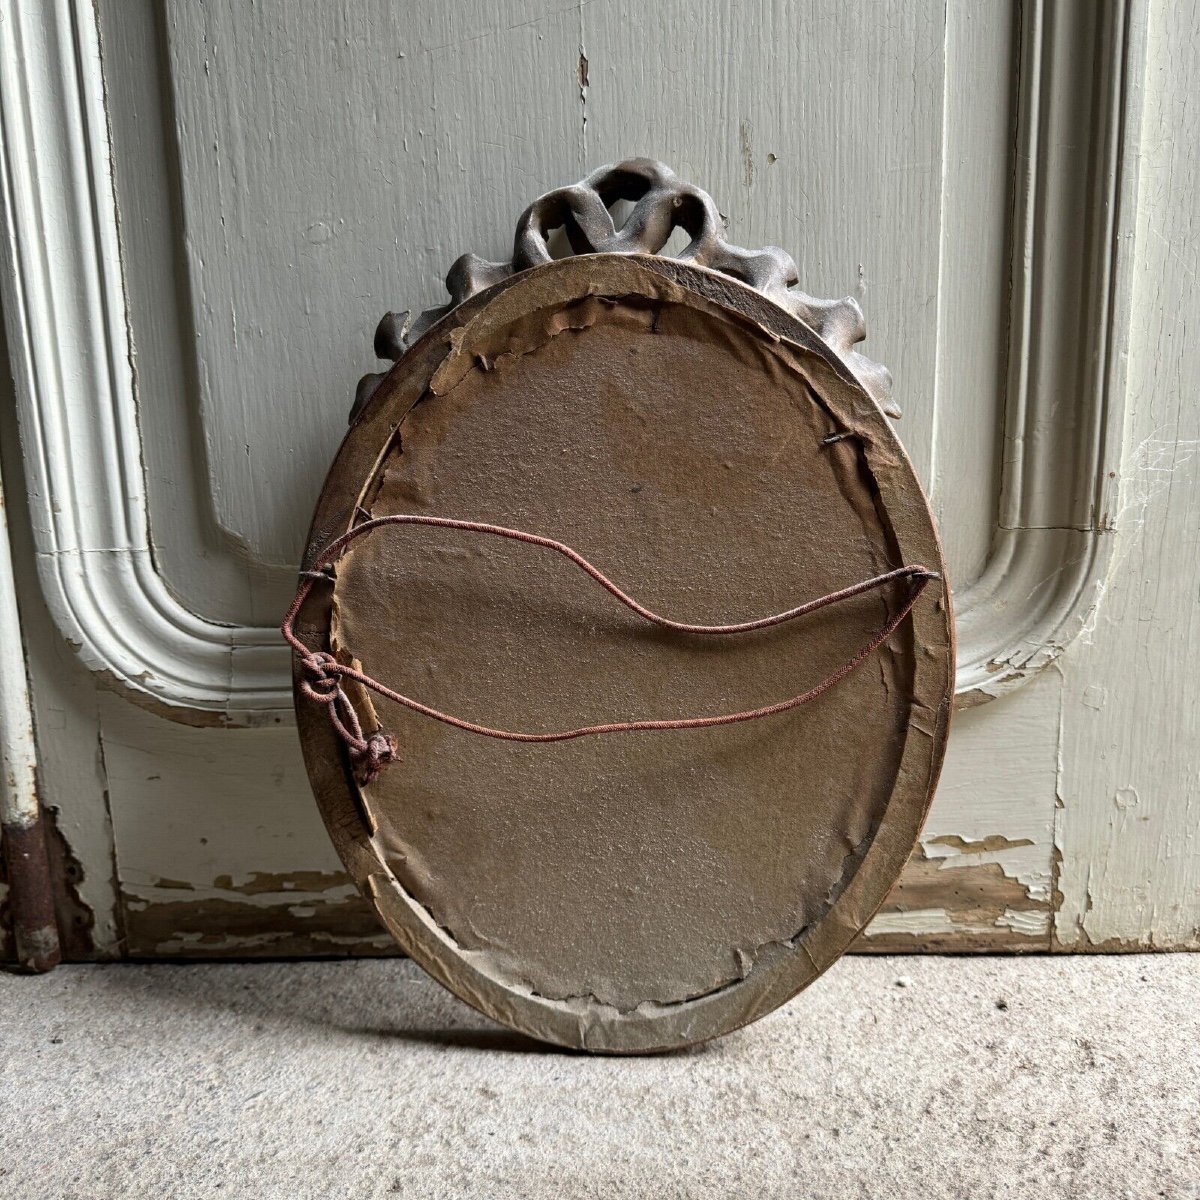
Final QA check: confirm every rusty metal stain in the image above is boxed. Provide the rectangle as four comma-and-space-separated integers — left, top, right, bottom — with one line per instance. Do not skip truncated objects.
0, 821, 59, 971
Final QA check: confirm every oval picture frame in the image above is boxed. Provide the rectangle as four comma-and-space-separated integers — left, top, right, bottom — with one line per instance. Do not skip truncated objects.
291, 163, 955, 1052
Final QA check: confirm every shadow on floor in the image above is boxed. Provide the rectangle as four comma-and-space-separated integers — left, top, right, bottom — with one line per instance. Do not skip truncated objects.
83, 957, 568, 1054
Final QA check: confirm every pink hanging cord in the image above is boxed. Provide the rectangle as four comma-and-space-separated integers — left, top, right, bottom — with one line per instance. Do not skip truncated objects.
282, 515, 938, 784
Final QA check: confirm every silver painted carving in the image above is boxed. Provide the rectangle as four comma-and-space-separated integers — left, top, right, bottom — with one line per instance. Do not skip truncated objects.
353, 158, 897, 421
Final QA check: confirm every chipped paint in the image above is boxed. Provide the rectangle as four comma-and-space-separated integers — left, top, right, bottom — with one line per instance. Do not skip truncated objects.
210, 870, 353, 895
926, 834, 1035, 854
123, 890, 391, 959
855, 835, 1049, 953
998, 908, 1051, 938
922, 832, 1050, 904
39, 803, 96, 960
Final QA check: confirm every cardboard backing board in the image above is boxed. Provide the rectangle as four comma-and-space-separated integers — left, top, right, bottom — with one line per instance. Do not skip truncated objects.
293, 254, 954, 1052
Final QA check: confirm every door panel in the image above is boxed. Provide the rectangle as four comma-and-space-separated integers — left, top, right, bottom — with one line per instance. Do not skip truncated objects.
3, 0, 1181, 960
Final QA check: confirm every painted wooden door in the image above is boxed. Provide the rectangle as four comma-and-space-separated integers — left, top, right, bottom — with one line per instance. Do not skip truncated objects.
2, 0, 1195, 962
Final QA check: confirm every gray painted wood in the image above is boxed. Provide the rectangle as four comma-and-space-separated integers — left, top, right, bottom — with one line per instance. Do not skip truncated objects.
101, 0, 1013, 614
158, 0, 983, 577
5, 0, 1192, 958
1055, 0, 1200, 948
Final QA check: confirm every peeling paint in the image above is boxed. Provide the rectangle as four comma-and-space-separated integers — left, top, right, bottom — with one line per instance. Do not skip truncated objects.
922, 831, 1051, 904
40, 803, 96, 960
855, 838, 1049, 952
927, 834, 1035, 854
998, 908, 1051, 937
210, 869, 353, 895
122, 892, 390, 959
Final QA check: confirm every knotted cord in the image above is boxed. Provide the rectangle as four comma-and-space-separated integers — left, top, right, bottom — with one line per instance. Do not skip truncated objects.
282, 515, 937, 785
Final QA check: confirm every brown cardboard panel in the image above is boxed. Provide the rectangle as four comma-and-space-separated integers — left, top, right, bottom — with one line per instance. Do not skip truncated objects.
294, 255, 954, 1051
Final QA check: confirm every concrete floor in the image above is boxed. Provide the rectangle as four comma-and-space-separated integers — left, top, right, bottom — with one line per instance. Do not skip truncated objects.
0, 956, 1197, 1199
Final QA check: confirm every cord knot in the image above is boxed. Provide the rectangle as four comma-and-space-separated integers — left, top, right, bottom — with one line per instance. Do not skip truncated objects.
355, 731, 398, 786
299, 651, 341, 702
